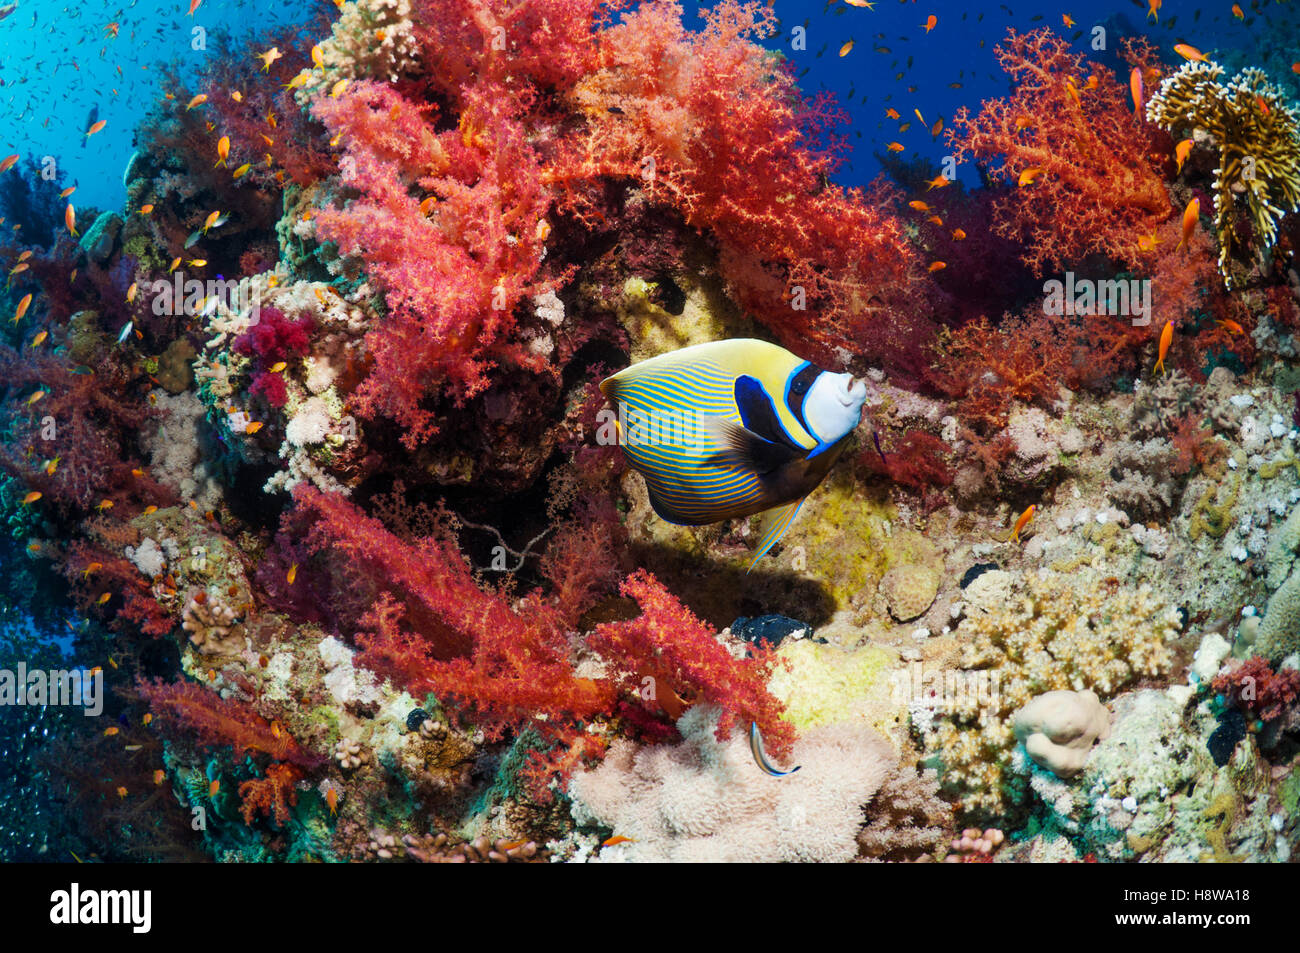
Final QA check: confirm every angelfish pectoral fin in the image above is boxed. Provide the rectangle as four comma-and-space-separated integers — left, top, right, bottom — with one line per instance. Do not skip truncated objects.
750, 722, 800, 777
746, 498, 804, 573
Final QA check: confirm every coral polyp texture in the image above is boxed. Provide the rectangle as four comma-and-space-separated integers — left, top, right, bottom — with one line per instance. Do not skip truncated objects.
1, 0, 1299, 868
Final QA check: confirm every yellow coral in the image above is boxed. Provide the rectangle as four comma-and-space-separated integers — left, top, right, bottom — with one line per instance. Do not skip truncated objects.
1147, 61, 1300, 285
767, 639, 896, 736
932, 568, 1180, 816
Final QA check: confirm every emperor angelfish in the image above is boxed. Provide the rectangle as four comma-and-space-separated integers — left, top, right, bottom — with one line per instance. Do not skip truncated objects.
600, 339, 867, 569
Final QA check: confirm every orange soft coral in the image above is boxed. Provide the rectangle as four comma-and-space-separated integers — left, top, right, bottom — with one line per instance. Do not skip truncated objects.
948, 29, 1171, 274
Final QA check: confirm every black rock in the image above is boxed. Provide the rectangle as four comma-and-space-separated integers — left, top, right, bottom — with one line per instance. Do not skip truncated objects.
406, 708, 431, 732
1207, 709, 1246, 767
960, 562, 1000, 589
732, 614, 820, 647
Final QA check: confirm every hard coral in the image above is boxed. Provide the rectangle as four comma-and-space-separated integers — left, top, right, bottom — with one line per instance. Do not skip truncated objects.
1147, 61, 1300, 285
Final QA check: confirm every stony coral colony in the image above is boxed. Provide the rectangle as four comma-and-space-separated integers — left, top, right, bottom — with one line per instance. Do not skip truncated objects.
0, 0, 1298, 864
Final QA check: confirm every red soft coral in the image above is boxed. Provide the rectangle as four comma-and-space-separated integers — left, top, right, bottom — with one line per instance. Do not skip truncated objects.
948, 29, 1171, 274
137, 677, 322, 769
1212, 657, 1300, 722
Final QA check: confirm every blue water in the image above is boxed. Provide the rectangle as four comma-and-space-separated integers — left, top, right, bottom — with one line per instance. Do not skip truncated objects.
2, 0, 1293, 215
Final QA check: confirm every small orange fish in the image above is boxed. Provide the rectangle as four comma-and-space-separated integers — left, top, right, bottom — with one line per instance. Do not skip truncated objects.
209, 779, 220, 797
143, 713, 153, 726
186, 93, 208, 111
1155, 320, 1174, 374
886, 142, 904, 153
1147, 0, 1161, 22
117, 786, 128, 799
232, 163, 252, 180
287, 563, 298, 585
951, 228, 966, 240
326, 784, 338, 815
922, 14, 937, 33
258, 47, 283, 71
0, 155, 18, 173
928, 261, 947, 272
269, 361, 287, 373
1176, 197, 1200, 251
104, 726, 119, 737
143, 505, 158, 515
85, 119, 107, 138
602, 835, 637, 847
21, 491, 41, 506
1232, 4, 1244, 19
65, 203, 78, 237
96, 499, 114, 512
153, 769, 165, 785
1011, 504, 1036, 543
1083, 74, 1098, 91
96, 593, 111, 605
1064, 77, 1081, 107
168, 257, 181, 272
81, 562, 102, 577
188, 259, 207, 268
12, 292, 32, 324
908, 200, 930, 212
925, 174, 950, 191
1130, 68, 1144, 116
927, 215, 943, 226
25, 390, 46, 406
838, 39, 854, 57
311, 44, 324, 69
188, 0, 203, 14
126, 281, 138, 304
1217, 319, 1244, 335
139, 204, 154, 215
329, 79, 349, 98
1018, 167, 1045, 187
215, 136, 229, 167
1173, 44, 1206, 63
1062, 14, 1075, 28
31, 331, 48, 348
885, 108, 900, 120
1014, 114, 1033, 132
59, 186, 76, 199
246, 421, 264, 434
231, 89, 243, 102
1174, 138, 1193, 172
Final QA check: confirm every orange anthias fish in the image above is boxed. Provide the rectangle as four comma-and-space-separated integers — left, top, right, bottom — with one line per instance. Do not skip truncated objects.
1130, 67, 1144, 116
186, 93, 208, 111
1155, 320, 1174, 374
602, 836, 637, 847
65, 204, 78, 237
928, 261, 946, 272
1174, 138, 1193, 172
925, 174, 950, 191
287, 563, 298, 585
1232, 4, 1244, 19
1177, 197, 1200, 250
188, 0, 203, 14
209, 779, 220, 798
1173, 44, 1207, 63
951, 228, 967, 240
838, 39, 854, 57
258, 47, 283, 71
922, 14, 937, 33
886, 142, 904, 153
885, 108, 900, 120
0, 155, 18, 174
12, 292, 32, 324
1147, 0, 1161, 22
85, 119, 107, 138
326, 784, 338, 816
908, 200, 930, 212
1011, 504, 1036, 543
1018, 167, 1045, 187
215, 136, 229, 167
1217, 319, 1245, 335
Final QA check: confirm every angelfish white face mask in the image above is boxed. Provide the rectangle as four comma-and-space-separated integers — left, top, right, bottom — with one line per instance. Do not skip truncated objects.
803, 371, 866, 445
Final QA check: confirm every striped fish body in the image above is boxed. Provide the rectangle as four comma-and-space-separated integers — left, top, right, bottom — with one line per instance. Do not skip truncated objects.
600, 339, 864, 567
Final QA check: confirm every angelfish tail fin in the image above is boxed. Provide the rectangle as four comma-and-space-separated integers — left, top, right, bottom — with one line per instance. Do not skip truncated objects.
746, 498, 804, 574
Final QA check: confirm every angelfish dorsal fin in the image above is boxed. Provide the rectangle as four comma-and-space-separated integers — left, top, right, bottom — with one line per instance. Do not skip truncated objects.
747, 498, 805, 572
